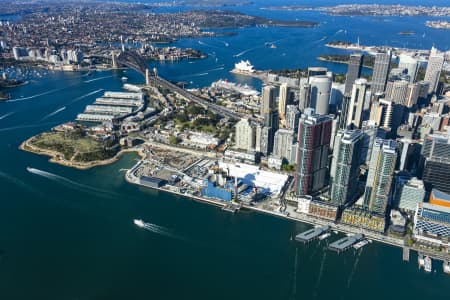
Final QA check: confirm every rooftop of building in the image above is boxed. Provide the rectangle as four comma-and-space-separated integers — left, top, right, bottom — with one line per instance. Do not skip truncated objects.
431, 189, 450, 202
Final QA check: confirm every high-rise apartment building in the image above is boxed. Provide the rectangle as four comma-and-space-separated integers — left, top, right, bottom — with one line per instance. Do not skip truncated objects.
424, 47, 445, 94
309, 75, 332, 115
329, 129, 364, 206
371, 50, 392, 94
344, 53, 363, 96
294, 109, 333, 195
363, 139, 397, 214
346, 78, 368, 128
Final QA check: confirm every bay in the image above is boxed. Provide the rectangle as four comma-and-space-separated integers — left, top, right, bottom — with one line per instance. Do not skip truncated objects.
1, 1, 450, 299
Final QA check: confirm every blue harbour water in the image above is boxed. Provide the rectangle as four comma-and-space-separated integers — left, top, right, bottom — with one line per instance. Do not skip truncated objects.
1, 1, 450, 299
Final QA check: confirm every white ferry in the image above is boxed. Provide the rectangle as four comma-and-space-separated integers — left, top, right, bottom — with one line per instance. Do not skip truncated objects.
318, 232, 331, 241
133, 219, 145, 228
424, 256, 432, 273
353, 239, 369, 250
418, 254, 425, 268
443, 261, 450, 274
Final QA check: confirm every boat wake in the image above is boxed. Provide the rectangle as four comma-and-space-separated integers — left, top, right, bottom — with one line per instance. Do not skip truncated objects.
313, 251, 327, 298
0, 170, 43, 196
0, 122, 58, 133
0, 112, 15, 120
26, 167, 114, 198
234, 48, 255, 58
346, 249, 362, 288
70, 89, 103, 104
84, 76, 113, 83
198, 40, 216, 48
134, 219, 186, 242
335, 29, 344, 35
292, 247, 299, 297
206, 65, 225, 72
8, 88, 62, 102
192, 72, 209, 77
317, 36, 328, 42
41, 106, 66, 121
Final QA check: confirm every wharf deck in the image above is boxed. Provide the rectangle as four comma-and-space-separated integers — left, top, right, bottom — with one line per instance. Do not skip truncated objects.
329, 234, 364, 253
295, 225, 330, 243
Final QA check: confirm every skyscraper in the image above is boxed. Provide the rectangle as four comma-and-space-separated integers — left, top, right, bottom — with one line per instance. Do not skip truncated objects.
273, 129, 295, 163
307, 67, 328, 79
299, 80, 310, 111
424, 47, 445, 95
404, 82, 420, 108
329, 129, 364, 206
387, 79, 409, 105
371, 50, 392, 94
309, 75, 332, 115
285, 105, 300, 131
344, 53, 363, 96
235, 118, 256, 151
363, 139, 397, 214
346, 78, 368, 128
261, 85, 277, 116
398, 54, 419, 83
361, 120, 385, 165
278, 83, 289, 119
395, 177, 425, 213
421, 133, 450, 194
369, 98, 393, 131
295, 109, 333, 195
339, 96, 351, 130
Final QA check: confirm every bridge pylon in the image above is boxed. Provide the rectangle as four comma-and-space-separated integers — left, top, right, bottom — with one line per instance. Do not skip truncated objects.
145, 68, 150, 85
111, 51, 118, 69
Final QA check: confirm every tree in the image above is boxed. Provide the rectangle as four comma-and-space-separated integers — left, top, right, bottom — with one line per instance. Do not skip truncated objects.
169, 135, 180, 145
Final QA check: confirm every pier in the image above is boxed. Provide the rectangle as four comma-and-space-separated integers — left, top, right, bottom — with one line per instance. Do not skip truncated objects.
328, 234, 364, 253
222, 202, 241, 213
295, 225, 330, 243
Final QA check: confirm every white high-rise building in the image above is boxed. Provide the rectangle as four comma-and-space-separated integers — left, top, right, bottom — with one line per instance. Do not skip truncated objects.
398, 54, 419, 83
309, 74, 332, 115
279, 83, 289, 119
347, 78, 368, 128
396, 177, 425, 213
235, 119, 256, 151
388, 80, 409, 105
424, 47, 445, 94
273, 129, 295, 163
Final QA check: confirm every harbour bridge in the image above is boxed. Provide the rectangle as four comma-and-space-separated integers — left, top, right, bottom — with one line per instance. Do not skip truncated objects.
113, 50, 243, 120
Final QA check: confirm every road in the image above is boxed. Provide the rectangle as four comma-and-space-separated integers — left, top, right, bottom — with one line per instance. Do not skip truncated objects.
148, 75, 244, 120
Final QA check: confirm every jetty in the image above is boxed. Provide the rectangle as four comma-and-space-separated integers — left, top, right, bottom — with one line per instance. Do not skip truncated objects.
295, 225, 330, 243
328, 234, 364, 253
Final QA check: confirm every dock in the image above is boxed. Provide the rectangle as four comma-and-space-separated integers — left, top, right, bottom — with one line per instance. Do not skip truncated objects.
295, 225, 330, 243
328, 233, 364, 253
222, 202, 241, 213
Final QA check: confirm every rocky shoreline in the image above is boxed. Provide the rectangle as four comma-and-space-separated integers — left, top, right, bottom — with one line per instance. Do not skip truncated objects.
20, 137, 145, 170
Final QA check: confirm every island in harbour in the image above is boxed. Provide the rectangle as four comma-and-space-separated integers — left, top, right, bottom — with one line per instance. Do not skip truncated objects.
262, 4, 450, 17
